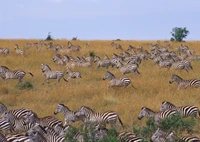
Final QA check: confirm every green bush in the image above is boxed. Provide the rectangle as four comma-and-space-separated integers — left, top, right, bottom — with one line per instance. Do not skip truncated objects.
116, 39, 121, 41
72, 37, 78, 40
15, 82, 33, 90
170, 27, 189, 42
65, 126, 79, 142
45, 32, 53, 41
89, 51, 95, 58
98, 128, 119, 142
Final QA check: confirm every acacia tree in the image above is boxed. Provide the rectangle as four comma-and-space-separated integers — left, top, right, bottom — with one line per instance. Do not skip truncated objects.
170, 27, 189, 42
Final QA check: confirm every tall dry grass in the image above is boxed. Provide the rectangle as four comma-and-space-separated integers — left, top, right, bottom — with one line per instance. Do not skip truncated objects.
0, 39, 200, 134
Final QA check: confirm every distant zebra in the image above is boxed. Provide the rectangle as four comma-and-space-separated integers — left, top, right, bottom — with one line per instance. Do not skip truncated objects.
118, 131, 144, 142
54, 104, 80, 126
160, 101, 200, 119
0, 66, 33, 83
67, 41, 81, 52
103, 71, 135, 88
53, 54, 66, 66
41, 63, 67, 85
66, 67, 82, 82
0, 47, 9, 55
14, 44, 24, 55
75, 106, 123, 129
169, 74, 200, 90
171, 60, 192, 72
24, 110, 63, 130
94, 56, 111, 69
138, 107, 178, 125
0, 132, 6, 142
116, 61, 140, 75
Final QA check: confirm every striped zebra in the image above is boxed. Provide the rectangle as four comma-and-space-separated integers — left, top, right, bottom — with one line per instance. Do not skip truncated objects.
0, 47, 9, 55
6, 134, 31, 142
41, 63, 67, 85
103, 71, 135, 88
66, 67, 82, 82
0, 132, 6, 142
53, 54, 66, 66
116, 61, 140, 75
94, 56, 111, 69
24, 110, 63, 130
0, 66, 34, 83
171, 60, 192, 72
138, 107, 178, 126
1, 111, 34, 133
26, 123, 65, 142
0, 119, 15, 134
169, 74, 200, 90
54, 104, 79, 126
118, 131, 144, 142
14, 44, 24, 55
67, 41, 81, 51
160, 101, 200, 119
75, 106, 124, 129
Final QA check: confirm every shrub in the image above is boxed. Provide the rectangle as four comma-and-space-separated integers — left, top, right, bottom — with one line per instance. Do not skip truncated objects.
89, 51, 95, 58
72, 37, 78, 40
45, 32, 53, 41
170, 27, 189, 42
98, 128, 119, 142
65, 126, 79, 142
116, 39, 121, 41
15, 82, 33, 90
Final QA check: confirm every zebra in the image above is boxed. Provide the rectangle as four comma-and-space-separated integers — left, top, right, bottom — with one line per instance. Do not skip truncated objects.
116, 61, 140, 75
103, 71, 135, 88
24, 110, 63, 130
117, 131, 144, 142
0, 47, 9, 55
160, 101, 200, 119
67, 41, 81, 51
0, 118, 15, 134
26, 123, 65, 142
93, 56, 111, 69
1, 111, 34, 133
41, 63, 67, 85
66, 67, 82, 82
75, 106, 123, 129
54, 104, 80, 126
138, 107, 178, 126
53, 54, 66, 66
171, 60, 192, 72
14, 44, 24, 55
0, 66, 34, 83
6, 134, 31, 142
169, 74, 200, 90
0, 132, 6, 142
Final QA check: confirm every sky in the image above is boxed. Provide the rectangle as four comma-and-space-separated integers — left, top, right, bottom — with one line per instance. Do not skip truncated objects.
0, 0, 200, 40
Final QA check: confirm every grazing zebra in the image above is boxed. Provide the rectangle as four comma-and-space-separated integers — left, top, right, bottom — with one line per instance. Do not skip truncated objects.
160, 101, 200, 119
118, 131, 144, 142
103, 71, 135, 88
94, 56, 111, 69
67, 41, 81, 51
14, 44, 24, 55
75, 106, 123, 129
138, 107, 178, 125
53, 54, 66, 66
41, 63, 67, 85
0, 47, 9, 55
169, 74, 200, 90
66, 67, 82, 82
26, 123, 65, 142
0, 132, 6, 142
54, 104, 79, 126
1, 111, 33, 133
0, 66, 34, 83
116, 61, 140, 75
24, 110, 63, 130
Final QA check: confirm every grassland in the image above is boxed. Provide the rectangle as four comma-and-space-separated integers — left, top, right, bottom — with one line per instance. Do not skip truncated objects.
0, 39, 200, 135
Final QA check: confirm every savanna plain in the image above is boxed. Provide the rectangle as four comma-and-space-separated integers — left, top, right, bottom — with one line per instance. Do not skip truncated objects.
0, 39, 200, 136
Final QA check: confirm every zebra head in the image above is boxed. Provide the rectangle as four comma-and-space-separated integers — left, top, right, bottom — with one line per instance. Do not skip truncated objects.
67, 41, 72, 48
14, 44, 19, 50
53, 54, 61, 62
103, 71, 115, 80
116, 61, 123, 68
0, 102, 7, 115
160, 101, 175, 111
1, 111, 14, 123
151, 128, 167, 142
169, 74, 182, 84
41, 64, 51, 73
66, 68, 71, 74
75, 106, 94, 120
93, 56, 100, 63
26, 123, 47, 136
54, 104, 69, 115
138, 107, 153, 120
24, 112, 37, 125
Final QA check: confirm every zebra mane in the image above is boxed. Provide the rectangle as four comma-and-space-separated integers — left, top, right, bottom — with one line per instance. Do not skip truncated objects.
81, 106, 94, 112
162, 101, 176, 107
43, 64, 51, 71
106, 71, 115, 78
0, 102, 7, 112
55, 54, 62, 58
172, 74, 182, 80
141, 107, 155, 113
0, 66, 9, 70
59, 104, 70, 111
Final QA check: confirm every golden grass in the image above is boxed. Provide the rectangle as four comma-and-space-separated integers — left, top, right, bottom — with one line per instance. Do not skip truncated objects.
1, 39, 200, 134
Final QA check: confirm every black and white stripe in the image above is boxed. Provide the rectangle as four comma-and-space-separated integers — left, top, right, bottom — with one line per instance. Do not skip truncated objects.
94, 56, 111, 69
160, 101, 200, 119
14, 44, 24, 55
66, 67, 82, 82
118, 131, 144, 142
169, 74, 200, 90
103, 71, 135, 88
0, 47, 9, 55
41, 63, 67, 85
116, 61, 140, 75
0, 66, 33, 83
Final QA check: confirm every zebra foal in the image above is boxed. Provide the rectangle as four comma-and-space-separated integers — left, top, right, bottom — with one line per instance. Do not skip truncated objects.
41, 63, 67, 85
0, 66, 33, 83
103, 71, 135, 88
169, 74, 200, 90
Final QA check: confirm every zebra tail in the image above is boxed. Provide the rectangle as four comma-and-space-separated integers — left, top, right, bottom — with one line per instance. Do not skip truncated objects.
28, 72, 34, 77
131, 85, 137, 89
63, 77, 68, 82
118, 116, 124, 128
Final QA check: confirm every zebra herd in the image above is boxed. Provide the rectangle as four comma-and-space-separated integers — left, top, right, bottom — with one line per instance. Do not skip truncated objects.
0, 100, 200, 141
